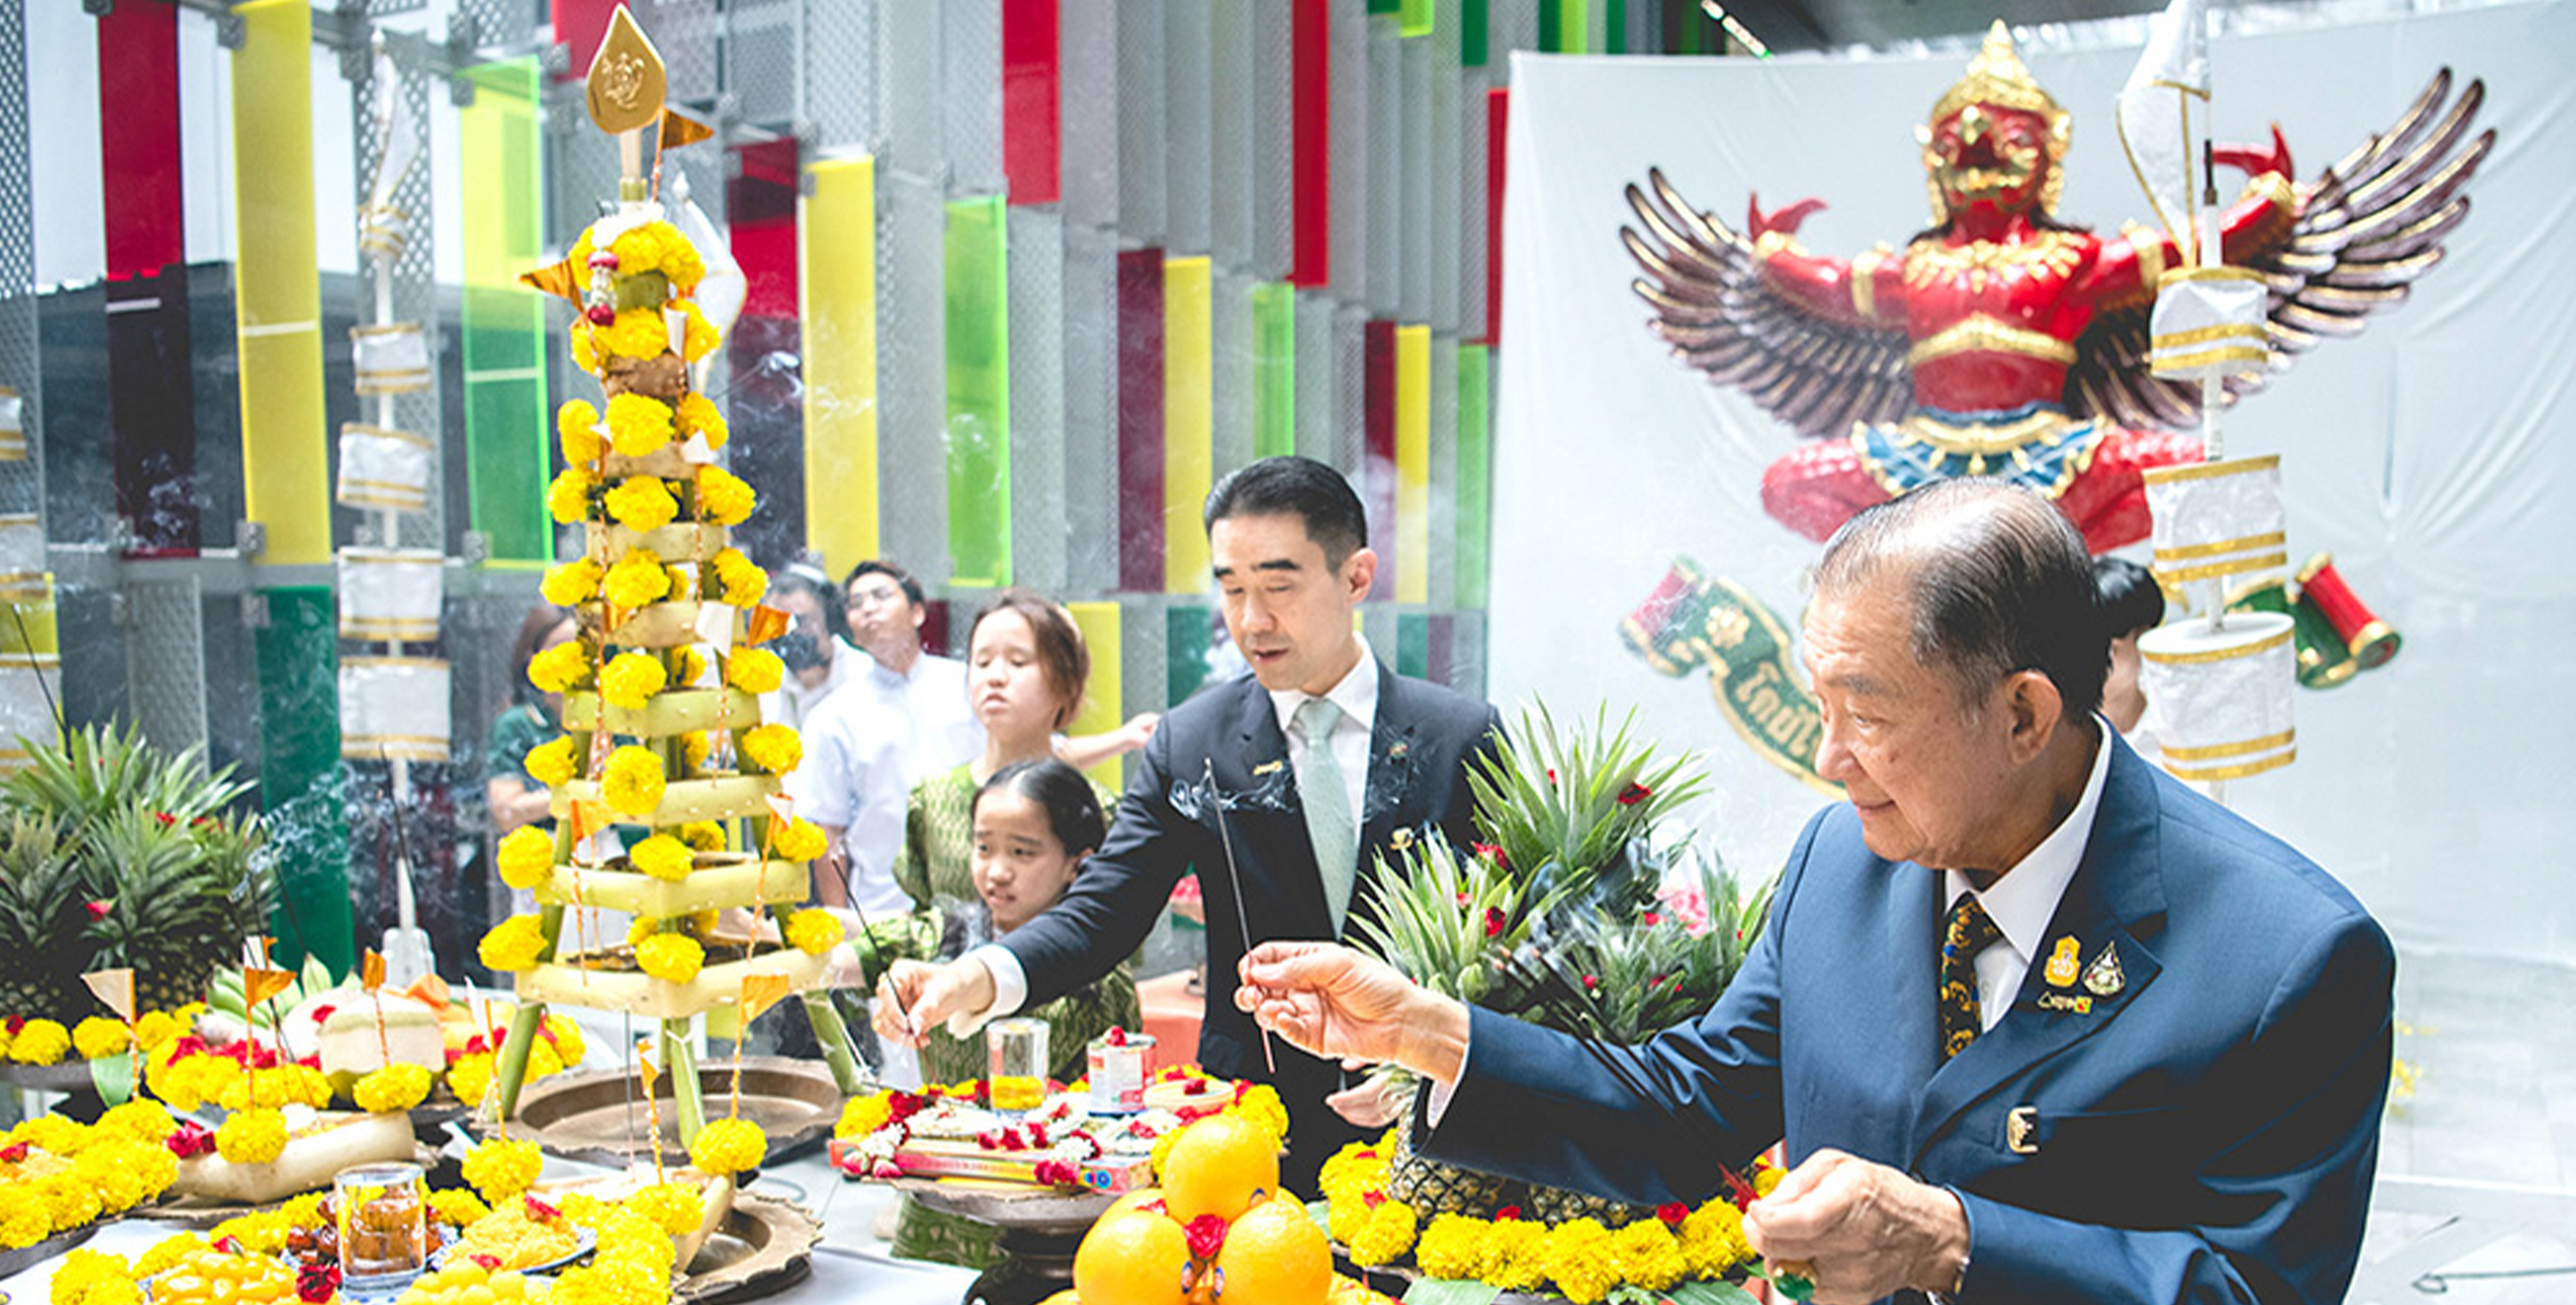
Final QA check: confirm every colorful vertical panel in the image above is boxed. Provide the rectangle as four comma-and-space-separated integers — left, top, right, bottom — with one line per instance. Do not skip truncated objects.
1456, 344, 1492, 609
99, 1, 197, 555
1163, 257, 1213, 593
1002, 0, 1063, 206
1362, 320, 1396, 601
1117, 248, 1167, 592
1394, 324, 1430, 604
1397, 610, 1429, 678
549, 0, 623, 82
1605, 0, 1627, 53
1251, 282, 1297, 459
1290, 0, 1331, 288
230, 0, 329, 568
254, 586, 351, 975
799, 155, 879, 575
945, 196, 1012, 587
98, 2, 182, 280
458, 59, 550, 565
1401, 0, 1436, 37
1483, 88, 1507, 346
728, 137, 805, 564
1166, 604, 1216, 707
1463, 0, 1489, 66
1066, 601, 1124, 791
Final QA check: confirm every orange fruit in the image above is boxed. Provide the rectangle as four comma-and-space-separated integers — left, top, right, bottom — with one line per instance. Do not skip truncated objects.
1159, 1114, 1280, 1224
1212, 1197, 1331, 1305
1072, 1210, 1191, 1305
1103, 1187, 1170, 1221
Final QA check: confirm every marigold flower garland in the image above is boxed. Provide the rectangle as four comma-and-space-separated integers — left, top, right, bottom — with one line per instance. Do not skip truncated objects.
600, 745, 666, 817
723, 646, 782, 695
557, 399, 605, 464
627, 833, 694, 882
633, 933, 704, 984
686, 1117, 765, 1175
354, 1063, 434, 1114
785, 908, 844, 956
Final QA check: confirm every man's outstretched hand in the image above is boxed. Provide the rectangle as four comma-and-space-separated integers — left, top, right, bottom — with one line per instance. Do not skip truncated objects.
1235, 942, 1471, 1085
1742, 1148, 1971, 1305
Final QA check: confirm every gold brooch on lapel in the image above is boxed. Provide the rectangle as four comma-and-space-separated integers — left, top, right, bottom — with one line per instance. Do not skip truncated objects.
2036, 991, 2093, 1015
1388, 829, 1415, 851
2043, 936, 2081, 988
2007, 1105, 2041, 1155
2083, 941, 2125, 997
1253, 759, 1285, 777
1388, 742, 1410, 759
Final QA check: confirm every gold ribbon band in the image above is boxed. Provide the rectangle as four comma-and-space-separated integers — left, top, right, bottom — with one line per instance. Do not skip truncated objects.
2140, 624, 2294, 664
2160, 729, 2297, 762
2142, 453, 2281, 486
2154, 552, 2289, 584
2153, 531, 2287, 563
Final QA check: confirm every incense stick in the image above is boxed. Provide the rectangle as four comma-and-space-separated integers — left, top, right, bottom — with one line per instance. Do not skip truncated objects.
1203, 759, 1278, 1075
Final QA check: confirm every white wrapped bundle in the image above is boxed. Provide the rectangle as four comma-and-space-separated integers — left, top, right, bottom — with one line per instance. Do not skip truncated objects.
2138, 611, 2297, 782
350, 322, 432, 395
2149, 267, 2270, 380
337, 548, 444, 643
0, 385, 22, 460
337, 423, 433, 513
0, 513, 41, 574
2143, 454, 2287, 588
339, 655, 451, 762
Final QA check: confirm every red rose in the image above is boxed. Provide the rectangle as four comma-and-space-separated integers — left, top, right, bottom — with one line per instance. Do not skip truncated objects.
0, 1142, 28, 1163
1641, 911, 1662, 926
1362, 1190, 1385, 1209
85, 900, 112, 920
1455, 890, 1471, 907
153, 812, 178, 827
296, 1262, 341, 1303
1104, 1026, 1127, 1047
1031, 1160, 1078, 1187
1582, 974, 1599, 990
310, 1004, 337, 1027
1183, 1077, 1211, 1096
523, 1195, 561, 1222
1484, 907, 1507, 938
1186, 1214, 1230, 1259
1618, 781, 1652, 806
1495, 1204, 1522, 1221
471, 1254, 502, 1271
5, 1017, 24, 1035
165, 1121, 216, 1159
214, 1236, 247, 1257
1657, 1201, 1690, 1228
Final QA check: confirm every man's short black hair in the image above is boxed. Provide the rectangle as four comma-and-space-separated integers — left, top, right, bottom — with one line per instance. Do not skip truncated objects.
843, 559, 923, 609
1814, 478, 2109, 718
1201, 455, 1369, 567
2093, 555, 2166, 640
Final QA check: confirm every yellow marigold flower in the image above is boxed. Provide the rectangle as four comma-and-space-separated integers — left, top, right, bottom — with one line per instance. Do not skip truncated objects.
605, 392, 675, 458
446, 1053, 495, 1109
1610, 1218, 1688, 1291
557, 399, 605, 464
1540, 1218, 1620, 1305
134, 1232, 206, 1278
1678, 1199, 1754, 1277
625, 915, 660, 949
687, 1117, 766, 1175
9, 1018, 70, 1065
711, 549, 766, 607
603, 549, 672, 610
771, 818, 826, 862
543, 1013, 586, 1066
605, 221, 703, 289
628, 1181, 706, 1237
286, 1065, 332, 1109
548, 468, 592, 525
540, 556, 603, 607
1350, 1199, 1418, 1266
677, 299, 720, 363
461, 1138, 543, 1204
836, 1091, 895, 1140
1416, 1213, 1490, 1280
11, 1113, 88, 1154
130, 1010, 181, 1053
570, 319, 599, 373
1479, 1214, 1550, 1290
525, 737, 580, 791
678, 821, 726, 852
37, 1170, 102, 1233
96, 1100, 174, 1147
604, 476, 679, 533
214, 1108, 288, 1165
598, 651, 669, 711
0, 1188, 48, 1249
478, 915, 550, 973
597, 307, 672, 361
665, 562, 698, 604
77, 1139, 173, 1213
1228, 1083, 1291, 1147
1753, 1161, 1784, 1197
50, 1248, 141, 1305
739, 724, 801, 775
785, 908, 844, 956
354, 1063, 434, 1114
695, 465, 756, 526
628, 834, 694, 883
670, 646, 708, 685
634, 933, 704, 984
601, 745, 667, 817
527, 640, 592, 695
72, 1017, 131, 1060
725, 646, 783, 695
675, 392, 728, 450
428, 1187, 490, 1228
681, 730, 711, 774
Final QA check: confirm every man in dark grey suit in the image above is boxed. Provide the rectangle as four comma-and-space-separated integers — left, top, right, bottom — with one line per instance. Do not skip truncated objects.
879, 455, 1501, 1190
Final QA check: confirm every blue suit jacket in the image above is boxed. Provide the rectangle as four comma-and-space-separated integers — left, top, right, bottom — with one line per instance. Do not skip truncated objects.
1425, 735, 2393, 1305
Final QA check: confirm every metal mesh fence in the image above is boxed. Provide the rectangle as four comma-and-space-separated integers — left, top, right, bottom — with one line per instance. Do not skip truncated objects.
944, 0, 1005, 197
1061, 222, 1119, 595
1430, 0, 1463, 334
1124, 594, 1168, 717
1009, 207, 1068, 596
0, 0, 41, 526
1429, 336, 1458, 609
880, 0, 945, 176
876, 167, 951, 580
1060, 0, 1120, 229
125, 578, 209, 756
1328, 0, 1369, 311
349, 44, 446, 552
1294, 288, 1336, 464
1212, 269, 1256, 482
1460, 64, 1490, 341
726, 0, 803, 130
1399, 32, 1431, 324
1117, 0, 1168, 246
1249, 0, 1295, 281
453, 0, 538, 49
1163, 0, 1212, 258
1365, 14, 1400, 316
1333, 301, 1366, 478
652, 0, 721, 106
1208, 1, 1253, 270
803, 0, 881, 152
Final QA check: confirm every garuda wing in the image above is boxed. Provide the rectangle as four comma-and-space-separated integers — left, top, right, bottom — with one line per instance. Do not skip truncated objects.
1622, 167, 1913, 441
2068, 70, 2494, 432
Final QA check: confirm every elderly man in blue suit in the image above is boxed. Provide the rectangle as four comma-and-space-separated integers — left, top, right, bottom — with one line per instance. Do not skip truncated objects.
1239, 478, 2394, 1305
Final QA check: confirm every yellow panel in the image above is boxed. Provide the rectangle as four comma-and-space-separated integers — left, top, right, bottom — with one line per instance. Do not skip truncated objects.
1065, 601, 1124, 792
799, 155, 880, 574
1163, 258, 1214, 593
1395, 325, 1431, 604
232, 0, 330, 566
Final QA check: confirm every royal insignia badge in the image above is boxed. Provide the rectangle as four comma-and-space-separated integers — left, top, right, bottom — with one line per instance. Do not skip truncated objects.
1253, 759, 1285, 776
2044, 936, 2081, 987
2083, 940, 2125, 996
2007, 1105, 2041, 1156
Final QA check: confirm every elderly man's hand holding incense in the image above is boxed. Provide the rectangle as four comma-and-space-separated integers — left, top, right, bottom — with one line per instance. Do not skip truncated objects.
1235, 942, 1471, 1085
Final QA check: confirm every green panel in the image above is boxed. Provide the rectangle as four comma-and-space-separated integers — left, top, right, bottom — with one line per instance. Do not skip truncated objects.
1605, 0, 1625, 52
1252, 282, 1297, 460
1538, 0, 1558, 51
1368, 0, 1400, 12
1558, 0, 1589, 52
1463, 0, 1489, 65
459, 58, 550, 565
254, 586, 352, 976
945, 196, 1012, 587
1456, 345, 1492, 609
1397, 612, 1429, 679
1167, 604, 1217, 706
1401, 0, 1435, 37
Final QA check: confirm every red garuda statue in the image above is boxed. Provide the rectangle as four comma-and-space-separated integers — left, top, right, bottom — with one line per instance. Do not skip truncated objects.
1621, 22, 2491, 551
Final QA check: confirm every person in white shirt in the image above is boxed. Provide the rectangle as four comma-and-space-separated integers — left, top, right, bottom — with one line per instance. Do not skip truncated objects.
756, 562, 859, 732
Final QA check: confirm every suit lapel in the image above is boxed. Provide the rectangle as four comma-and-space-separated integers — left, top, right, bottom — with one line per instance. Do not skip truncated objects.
1909, 741, 2170, 1162
1349, 666, 1426, 935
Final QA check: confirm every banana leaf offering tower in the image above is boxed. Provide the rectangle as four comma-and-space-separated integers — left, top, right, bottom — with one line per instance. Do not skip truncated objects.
479, 4, 863, 1143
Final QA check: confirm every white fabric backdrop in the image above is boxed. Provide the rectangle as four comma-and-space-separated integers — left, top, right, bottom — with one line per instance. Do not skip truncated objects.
1487, 0, 2576, 962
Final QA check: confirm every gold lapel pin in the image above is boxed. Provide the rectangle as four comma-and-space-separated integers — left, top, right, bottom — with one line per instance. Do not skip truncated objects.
2043, 936, 2081, 988
1389, 829, 1414, 851
2083, 941, 2125, 997
2007, 1105, 2041, 1156
1253, 759, 1285, 776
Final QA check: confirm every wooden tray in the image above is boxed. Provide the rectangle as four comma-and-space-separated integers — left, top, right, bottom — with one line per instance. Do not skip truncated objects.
489, 1058, 841, 1169
0, 1222, 96, 1282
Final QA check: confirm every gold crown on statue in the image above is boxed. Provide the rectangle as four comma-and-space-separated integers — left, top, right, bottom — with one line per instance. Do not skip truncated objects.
1930, 21, 2070, 135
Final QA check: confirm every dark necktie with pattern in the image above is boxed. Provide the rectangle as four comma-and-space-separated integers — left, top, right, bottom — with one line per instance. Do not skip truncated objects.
1939, 893, 2003, 1061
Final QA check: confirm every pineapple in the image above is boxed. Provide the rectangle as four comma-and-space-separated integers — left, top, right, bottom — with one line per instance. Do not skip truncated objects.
0, 813, 88, 1023
1, 723, 252, 838
82, 806, 275, 1014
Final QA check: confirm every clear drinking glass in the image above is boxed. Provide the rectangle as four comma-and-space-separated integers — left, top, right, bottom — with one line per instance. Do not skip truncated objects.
335, 1161, 429, 1290
987, 1017, 1049, 1113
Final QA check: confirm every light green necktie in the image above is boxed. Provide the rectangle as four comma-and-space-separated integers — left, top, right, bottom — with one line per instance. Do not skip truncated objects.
1294, 696, 1358, 934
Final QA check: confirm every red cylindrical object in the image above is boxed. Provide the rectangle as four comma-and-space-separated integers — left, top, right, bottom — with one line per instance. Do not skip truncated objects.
2296, 553, 2401, 670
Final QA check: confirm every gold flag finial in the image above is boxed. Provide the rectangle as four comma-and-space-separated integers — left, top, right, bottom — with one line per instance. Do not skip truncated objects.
586, 6, 667, 136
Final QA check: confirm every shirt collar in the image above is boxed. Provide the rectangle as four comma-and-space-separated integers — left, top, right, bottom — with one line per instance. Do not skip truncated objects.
1947, 720, 2112, 965
866, 645, 939, 689
1269, 635, 1378, 740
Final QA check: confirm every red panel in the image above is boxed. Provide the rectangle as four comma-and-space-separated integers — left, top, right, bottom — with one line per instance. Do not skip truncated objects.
1363, 320, 1396, 601
551, 0, 624, 83
97, 0, 183, 281
1291, 0, 1331, 288
729, 137, 802, 319
1002, 0, 1062, 206
1118, 249, 1168, 592
1483, 88, 1508, 345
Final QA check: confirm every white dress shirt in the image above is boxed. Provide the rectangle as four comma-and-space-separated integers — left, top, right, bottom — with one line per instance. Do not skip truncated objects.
1942, 721, 2112, 1031
796, 648, 987, 920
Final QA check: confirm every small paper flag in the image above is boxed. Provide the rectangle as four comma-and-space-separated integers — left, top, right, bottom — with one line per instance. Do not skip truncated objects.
82, 968, 137, 1022
518, 256, 585, 307
406, 974, 453, 1010
636, 1041, 660, 1092
744, 604, 791, 646
763, 792, 796, 824
659, 109, 715, 151
362, 950, 388, 993
566, 798, 611, 847
738, 974, 793, 1023
245, 967, 297, 1008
